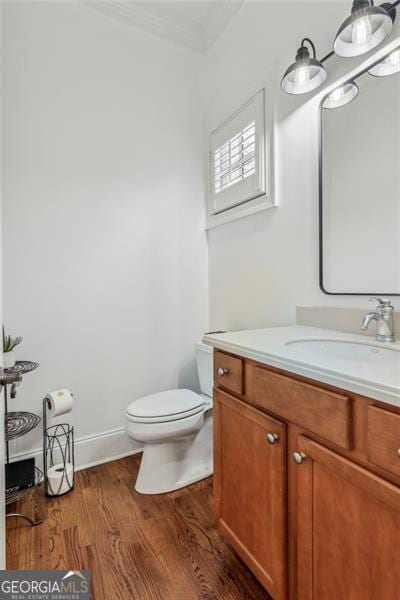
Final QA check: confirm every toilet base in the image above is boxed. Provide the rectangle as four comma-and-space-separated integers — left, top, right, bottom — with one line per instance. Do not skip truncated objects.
135, 464, 213, 495
134, 413, 213, 495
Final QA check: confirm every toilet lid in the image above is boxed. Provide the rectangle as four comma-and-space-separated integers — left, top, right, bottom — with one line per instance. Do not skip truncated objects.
126, 389, 206, 422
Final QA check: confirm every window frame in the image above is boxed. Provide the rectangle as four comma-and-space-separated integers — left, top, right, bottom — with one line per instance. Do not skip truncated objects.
207, 88, 275, 229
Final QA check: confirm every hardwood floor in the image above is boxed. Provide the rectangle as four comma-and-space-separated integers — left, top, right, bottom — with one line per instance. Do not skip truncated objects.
6, 455, 270, 600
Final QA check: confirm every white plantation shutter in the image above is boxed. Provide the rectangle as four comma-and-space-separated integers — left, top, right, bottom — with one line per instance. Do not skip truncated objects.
210, 90, 266, 215
214, 121, 256, 194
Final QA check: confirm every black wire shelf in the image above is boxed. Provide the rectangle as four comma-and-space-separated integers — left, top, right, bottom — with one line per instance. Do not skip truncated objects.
3, 358, 43, 525
5, 411, 41, 441
4, 360, 39, 375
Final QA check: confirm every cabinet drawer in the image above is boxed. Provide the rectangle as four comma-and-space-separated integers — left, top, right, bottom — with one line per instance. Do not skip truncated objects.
214, 351, 244, 395
253, 366, 352, 449
367, 405, 400, 477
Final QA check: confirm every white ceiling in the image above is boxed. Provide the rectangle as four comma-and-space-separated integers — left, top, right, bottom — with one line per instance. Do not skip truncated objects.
85, 0, 244, 54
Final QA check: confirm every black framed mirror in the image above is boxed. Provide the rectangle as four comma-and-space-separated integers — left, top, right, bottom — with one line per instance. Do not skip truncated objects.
319, 48, 400, 295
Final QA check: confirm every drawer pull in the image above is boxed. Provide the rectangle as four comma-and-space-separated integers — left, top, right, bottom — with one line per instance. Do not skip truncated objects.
293, 451, 307, 465
267, 432, 279, 445
397, 449, 400, 459
218, 367, 229, 377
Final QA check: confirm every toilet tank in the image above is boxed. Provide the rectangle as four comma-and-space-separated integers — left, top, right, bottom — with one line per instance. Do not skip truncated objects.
195, 342, 213, 398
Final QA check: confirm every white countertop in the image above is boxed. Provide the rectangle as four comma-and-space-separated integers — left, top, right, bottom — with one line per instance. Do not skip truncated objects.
204, 326, 400, 407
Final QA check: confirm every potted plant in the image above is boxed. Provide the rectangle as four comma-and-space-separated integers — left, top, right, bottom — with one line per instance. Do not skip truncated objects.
3, 331, 22, 368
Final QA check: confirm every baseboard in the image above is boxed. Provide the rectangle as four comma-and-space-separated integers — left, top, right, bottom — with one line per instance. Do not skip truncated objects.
10, 427, 143, 472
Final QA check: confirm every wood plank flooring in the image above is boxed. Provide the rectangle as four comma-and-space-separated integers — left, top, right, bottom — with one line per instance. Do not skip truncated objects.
6, 455, 270, 600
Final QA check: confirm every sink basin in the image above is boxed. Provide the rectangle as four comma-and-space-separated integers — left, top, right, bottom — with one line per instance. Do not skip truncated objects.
285, 339, 400, 365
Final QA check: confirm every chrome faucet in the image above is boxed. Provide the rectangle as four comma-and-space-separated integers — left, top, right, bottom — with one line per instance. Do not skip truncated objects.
360, 297, 395, 343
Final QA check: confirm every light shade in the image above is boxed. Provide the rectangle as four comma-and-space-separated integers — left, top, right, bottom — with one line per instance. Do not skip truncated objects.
281, 43, 327, 95
323, 82, 359, 108
334, 1, 394, 58
369, 47, 400, 76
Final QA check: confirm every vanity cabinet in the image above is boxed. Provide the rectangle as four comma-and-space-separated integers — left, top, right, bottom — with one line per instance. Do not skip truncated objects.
214, 389, 287, 600
213, 350, 400, 600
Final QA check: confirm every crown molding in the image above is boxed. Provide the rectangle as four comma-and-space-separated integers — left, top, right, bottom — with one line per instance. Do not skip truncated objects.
203, 1, 243, 50
82, 0, 244, 54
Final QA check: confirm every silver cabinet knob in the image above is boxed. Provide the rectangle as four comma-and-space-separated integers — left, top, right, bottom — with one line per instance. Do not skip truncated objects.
217, 367, 228, 377
397, 449, 400, 459
266, 432, 279, 445
293, 451, 307, 465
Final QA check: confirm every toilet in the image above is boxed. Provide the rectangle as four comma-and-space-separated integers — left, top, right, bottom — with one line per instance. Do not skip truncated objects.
125, 342, 213, 494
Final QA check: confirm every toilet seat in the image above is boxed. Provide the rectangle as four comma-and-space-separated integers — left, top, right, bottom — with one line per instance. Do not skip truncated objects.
126, 389, 206, 424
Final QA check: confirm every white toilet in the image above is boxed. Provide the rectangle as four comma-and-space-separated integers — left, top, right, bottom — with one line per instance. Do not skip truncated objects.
125, 342, 213, 494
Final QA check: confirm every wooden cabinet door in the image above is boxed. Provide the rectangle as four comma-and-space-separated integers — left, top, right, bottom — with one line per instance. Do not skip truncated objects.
214, 389, 287, 599
295, 435, 400, 600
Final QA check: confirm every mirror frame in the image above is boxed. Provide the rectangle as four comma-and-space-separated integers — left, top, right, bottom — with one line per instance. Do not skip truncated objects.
318, 50, 400, 296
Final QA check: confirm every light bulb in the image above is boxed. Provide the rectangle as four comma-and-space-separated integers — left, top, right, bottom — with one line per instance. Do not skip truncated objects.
330, 86, 345, 102
294, 65, 310, 87
351, 16, 372, 44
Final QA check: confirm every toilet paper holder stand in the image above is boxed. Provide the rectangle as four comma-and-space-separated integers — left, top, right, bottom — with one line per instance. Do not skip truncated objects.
43, 397, 75, 497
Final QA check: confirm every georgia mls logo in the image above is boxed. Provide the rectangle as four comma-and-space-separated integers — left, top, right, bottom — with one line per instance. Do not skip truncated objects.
0, 570, 90, 599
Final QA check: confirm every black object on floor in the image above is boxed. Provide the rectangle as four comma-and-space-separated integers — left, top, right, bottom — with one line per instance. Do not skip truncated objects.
6, 458, 35, 492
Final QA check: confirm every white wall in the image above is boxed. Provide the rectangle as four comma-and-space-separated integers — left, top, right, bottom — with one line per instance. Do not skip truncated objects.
1, 1, 208, 466
203, 1, 400, 331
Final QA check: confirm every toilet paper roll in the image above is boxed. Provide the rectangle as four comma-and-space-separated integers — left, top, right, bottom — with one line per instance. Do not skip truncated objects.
46, 389, 73, 417
46, 462, 74, 496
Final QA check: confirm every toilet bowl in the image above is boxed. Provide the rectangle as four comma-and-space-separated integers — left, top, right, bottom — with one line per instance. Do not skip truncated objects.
125, 343, 213, 494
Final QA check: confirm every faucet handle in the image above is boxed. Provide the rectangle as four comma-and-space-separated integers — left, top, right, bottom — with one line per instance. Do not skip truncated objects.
370, 297, 392, 306
370, 297, 394, 312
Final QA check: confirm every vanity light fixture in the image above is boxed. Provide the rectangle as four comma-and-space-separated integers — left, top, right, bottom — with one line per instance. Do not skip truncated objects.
322, 82, 359, 108
281, 38, 327, 95
334, 0, 395, 58
369, 46, 400, 75
281, 0, 400, 96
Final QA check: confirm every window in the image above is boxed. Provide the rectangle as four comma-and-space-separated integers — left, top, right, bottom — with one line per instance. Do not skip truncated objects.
208, 89, 273, 227
214, 121, 256, 195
